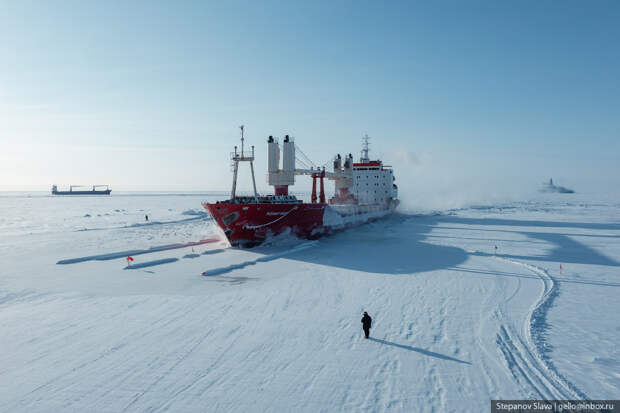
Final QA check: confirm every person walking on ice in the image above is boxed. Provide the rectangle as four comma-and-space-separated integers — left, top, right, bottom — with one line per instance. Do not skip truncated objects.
361, 311, 372, 339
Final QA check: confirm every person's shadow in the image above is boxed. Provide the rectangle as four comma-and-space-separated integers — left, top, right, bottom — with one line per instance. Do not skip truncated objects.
368, 338, 471, 365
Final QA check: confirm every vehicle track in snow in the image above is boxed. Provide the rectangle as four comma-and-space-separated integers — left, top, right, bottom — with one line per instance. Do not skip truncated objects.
492, 257, 588, 400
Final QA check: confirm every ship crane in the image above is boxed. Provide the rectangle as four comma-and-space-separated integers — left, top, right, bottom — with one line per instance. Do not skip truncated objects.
69, 184, 110, 191
293, 148, 355, 205
267, 135, 359, 204
267, 135, 352, 203
92, 185, 110, 191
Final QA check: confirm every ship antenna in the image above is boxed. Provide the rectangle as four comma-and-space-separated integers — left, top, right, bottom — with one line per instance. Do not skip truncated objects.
240, 125, 245, 157
361, 134, 370, 162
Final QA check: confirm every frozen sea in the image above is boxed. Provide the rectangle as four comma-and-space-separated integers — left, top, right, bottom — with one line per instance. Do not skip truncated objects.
0, 191, 619, 412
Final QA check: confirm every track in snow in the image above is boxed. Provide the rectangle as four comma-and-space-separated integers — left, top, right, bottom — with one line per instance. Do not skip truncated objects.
492, 257, 588, 400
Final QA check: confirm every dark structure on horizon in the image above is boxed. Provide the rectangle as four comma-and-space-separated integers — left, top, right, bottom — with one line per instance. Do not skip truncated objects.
540, 178, 574, 194
52, 185, 112, 195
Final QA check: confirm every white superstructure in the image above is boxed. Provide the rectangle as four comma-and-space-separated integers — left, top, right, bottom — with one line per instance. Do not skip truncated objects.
351, 161, 397, 206
329, 135, 398, 206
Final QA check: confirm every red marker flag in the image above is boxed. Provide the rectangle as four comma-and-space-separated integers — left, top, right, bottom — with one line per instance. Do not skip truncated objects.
126, 256, 134, 266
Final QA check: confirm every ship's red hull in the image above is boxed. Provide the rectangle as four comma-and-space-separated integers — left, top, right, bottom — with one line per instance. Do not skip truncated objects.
203, 201, 397, 247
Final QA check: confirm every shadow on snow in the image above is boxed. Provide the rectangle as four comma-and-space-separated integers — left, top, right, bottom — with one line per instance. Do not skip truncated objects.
252, 213, 618, 277
275, 214, 469, 275
368, 338, 471, 365
430, 216, 620, 267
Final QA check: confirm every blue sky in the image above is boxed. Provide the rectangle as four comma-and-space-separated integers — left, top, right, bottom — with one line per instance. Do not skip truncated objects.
1, 1, 619, 198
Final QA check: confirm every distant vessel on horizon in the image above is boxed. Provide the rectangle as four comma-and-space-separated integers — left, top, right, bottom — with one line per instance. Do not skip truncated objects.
52, 185, 112, 195
540, 178, 574, 194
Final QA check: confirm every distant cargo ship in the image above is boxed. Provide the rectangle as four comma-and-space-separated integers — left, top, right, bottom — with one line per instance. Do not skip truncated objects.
540, 178, 574, 194
52, 185, 112, 195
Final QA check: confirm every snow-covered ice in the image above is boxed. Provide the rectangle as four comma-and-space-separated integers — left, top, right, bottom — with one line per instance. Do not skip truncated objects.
0, 191, 618, 412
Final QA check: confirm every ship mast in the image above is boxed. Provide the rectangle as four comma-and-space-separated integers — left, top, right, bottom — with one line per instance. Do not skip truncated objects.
360, 134, 370, 162
231, 125, 259, 202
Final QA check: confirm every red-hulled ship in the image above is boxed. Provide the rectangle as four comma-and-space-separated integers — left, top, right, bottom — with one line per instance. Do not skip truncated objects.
203, 127, 399, 247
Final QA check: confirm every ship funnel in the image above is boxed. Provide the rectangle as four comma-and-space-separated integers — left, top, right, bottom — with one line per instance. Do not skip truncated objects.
282, 135, 295, 172
333, 154, 342, 171
267, 136, 280, 173
344, 154, 353, 170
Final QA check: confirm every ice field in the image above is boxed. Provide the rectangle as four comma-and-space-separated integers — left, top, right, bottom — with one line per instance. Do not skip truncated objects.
0, 191, 618, 412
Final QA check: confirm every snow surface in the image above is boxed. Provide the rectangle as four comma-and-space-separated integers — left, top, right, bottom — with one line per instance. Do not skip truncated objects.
0, 191, 619, 412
